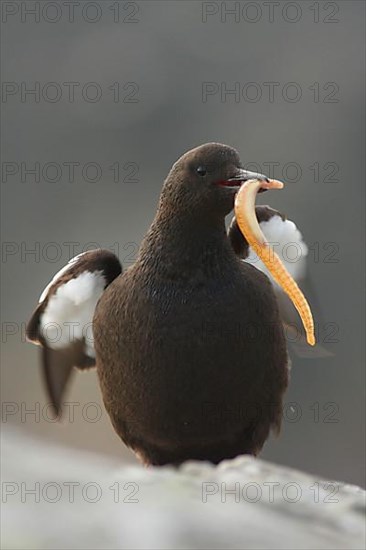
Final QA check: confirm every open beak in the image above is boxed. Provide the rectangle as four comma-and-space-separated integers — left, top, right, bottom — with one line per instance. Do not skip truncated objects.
234, 178, 316, 346
224, 169, 270, 191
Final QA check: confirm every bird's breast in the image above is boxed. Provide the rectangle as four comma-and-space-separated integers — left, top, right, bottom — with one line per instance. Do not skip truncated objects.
93, 262, 287, 444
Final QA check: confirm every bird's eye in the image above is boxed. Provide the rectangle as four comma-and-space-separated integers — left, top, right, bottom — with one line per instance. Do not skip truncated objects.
196, 166, 207, 177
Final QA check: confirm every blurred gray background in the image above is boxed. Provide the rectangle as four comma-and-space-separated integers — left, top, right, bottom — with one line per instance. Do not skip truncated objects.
1, 1, 365, 486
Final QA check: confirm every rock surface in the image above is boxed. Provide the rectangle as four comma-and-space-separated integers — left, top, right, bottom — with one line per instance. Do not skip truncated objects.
2, 428, 365, 550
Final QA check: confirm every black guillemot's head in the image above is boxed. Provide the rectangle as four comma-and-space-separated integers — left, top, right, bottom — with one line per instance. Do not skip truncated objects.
159, 143, 269, 220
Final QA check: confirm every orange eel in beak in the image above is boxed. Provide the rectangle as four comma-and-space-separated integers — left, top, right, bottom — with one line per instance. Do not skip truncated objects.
234, 179, 316, 346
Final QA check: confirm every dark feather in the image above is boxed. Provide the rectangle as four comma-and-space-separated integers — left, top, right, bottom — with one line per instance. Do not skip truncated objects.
27, 249, 122, 415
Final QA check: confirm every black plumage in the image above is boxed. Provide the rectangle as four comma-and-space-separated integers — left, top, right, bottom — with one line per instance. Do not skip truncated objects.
28, 143, 289, 465
94, 143, 288, 464
26, 250, 122, 415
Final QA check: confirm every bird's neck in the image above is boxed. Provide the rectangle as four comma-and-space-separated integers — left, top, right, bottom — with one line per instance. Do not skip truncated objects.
137, 207, 236, 281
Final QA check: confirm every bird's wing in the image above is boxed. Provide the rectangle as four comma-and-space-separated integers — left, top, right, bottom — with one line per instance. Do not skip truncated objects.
26, 250, 122, 415
228, 206, 332, 358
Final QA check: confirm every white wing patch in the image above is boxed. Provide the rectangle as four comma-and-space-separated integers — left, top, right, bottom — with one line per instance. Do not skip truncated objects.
39, 252, 89, 303
39, 270, 106, 356
244, 215, 308, 283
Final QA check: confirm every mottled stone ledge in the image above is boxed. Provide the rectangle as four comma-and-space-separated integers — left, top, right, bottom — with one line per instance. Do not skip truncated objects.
2, 428, 365, 549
